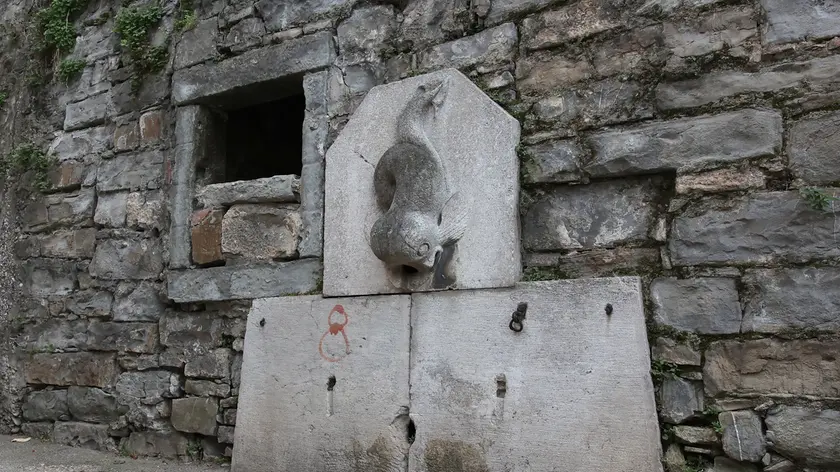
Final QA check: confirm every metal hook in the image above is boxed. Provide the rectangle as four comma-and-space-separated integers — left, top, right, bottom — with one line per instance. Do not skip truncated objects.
509, 302, 527, 332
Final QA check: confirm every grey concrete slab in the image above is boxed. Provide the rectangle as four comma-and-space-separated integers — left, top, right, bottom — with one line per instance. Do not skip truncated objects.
408, 278, 663, 472
233, 294, 412, 472
323, 68, 521, 297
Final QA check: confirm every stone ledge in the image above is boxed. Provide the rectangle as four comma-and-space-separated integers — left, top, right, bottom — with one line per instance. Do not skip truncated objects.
195, 175, 300, 208
167, 258, 321, 302
172, 31, 335, 106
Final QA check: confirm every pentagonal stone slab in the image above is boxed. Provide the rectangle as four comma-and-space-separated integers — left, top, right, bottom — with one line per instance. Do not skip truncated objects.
323, 68, 521, 297
233, 295, 411, 472
408, 278, 663, 472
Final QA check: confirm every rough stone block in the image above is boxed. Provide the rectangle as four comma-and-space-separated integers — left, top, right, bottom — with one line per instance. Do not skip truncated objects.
651, 278, 741, 334
90, 239, 163, 280
159, 312, 223, 349
113, 122, 139, 152
23, 390, 69, 422
171, 397, 219, 436
673, 425, 719, 446
191, 209, 225, 265
22, 320, 88, 351
652, 338, 701, 366
399, 0, 470, 47
789, 111, 840, 185
167, 259, 321, 302
39, 229, 96, 259
218, 426, 235, 444
765, 407, 840, 467
67, 386, 123, 423
21, 422, 54, 440
486, 0, 555, 25
25, 189, 96, 233
720, 410, 765, 462
185, 348, 232, 379
585, 109, 782, 177
233, 294, 411, 471
221, 408, 237, 425
337, 5, 397, 56
175, 18, 218, 69
64, 92, 114, 131
93, 192, 128, 227
116, 371, 181, 404
96, 150, 164, 193
516, 50, 594, 95
87, 321, 159, 353
742, 268, 840, 333
53, 422, 116, 451
417, 23, 518, 72
172, 31, 335, 105
704, 339, 840, 396
715, 457, 758, 472
122, 431, 189, 459
257, 0, 350, 31
139, 109, 163, 144
113, 282, 164, 322
409, 279, 662, 471
323, 69, 521, 296
670, 192, 840, 266
49, 160, 94, 191
664, 6, 756, 62
522, 176, 665, 251
185, 380, 231, 397
221, 204, 301, 260
676, 168, 766, 194
196, 176, 300, 209
521, 139, 584, 184
49, 126, 111, 162
660, 378, 703, 425
521, 0, 622, 51
657, 55, 840, 110
761, 0, 840, 45
530, 78, 652, 128
25, 352, 118, 388
126, 191, 166, 230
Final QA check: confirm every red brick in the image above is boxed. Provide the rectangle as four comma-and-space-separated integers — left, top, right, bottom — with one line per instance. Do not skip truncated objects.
191, 209, 225, 265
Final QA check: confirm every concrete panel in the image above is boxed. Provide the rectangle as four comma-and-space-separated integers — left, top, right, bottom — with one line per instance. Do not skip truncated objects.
409, 278, 663, 472
323, 68, 521, 297
233, 295, 412, 472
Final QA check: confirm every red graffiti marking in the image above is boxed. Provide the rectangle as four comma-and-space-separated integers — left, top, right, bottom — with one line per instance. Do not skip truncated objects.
319, 305, 350, 362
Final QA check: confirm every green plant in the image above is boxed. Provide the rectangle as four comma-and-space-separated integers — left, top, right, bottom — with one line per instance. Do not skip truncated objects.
800, 187, 838, 212
175, 0, 197, 32
2, 143, 54, 193
36, 0, 89, 53
0, 91, 7, 108
114, 3, 167, 90
186, 438, 203, 459
712, 419, 723, 435
650, 359, 679, 382
56, 58, 86, 83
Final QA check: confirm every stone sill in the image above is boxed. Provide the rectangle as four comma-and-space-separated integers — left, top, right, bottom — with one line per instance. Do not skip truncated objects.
195, 175, 301, 209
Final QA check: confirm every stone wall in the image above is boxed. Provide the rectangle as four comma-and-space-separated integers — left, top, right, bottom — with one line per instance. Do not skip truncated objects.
0, 0, 839, 469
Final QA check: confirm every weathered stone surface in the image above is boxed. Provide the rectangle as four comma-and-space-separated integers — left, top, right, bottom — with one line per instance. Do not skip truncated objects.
38, 229, 96, 259
171, 397, 218, 436
660, 378, 703, 424
96, 151, 164, 193
53, 422, 116, 451
24, 189, 96, 233
704, 339, 840, 396
336, 5, 396, 57
23, 390, 69, 421
674, 426, 719, 446
191, 209, 224, 265
521, 0, 622, 51
399, 0, 470, 47
720, 410, 765, 462
116, 371, 181, 404
185, 348, 232, 380
664, 6, 756, 62
119, 353, 160, 372
761, 0, 840, 45
257, 0, 349, 31
122, 431, 189, 459
21, 319, 88, 351
652, 338, 702, 366
67, 386, 123, 423
159, 312, 223, 349
185, 380, 230, 397
93, 192, 127, 227
126, 191, 165, 230
21, 422, 54, 439
49, 160, 94, 191
486, 0, 555, 25
139, 110, 163, 144
530, 78, 652, 128
234, 294, 412, 471
522, 139, 584, 184
715, 457, 758, 472
173, 31, 335, 105
221, 408, 237, 425
87, 321, 158, 354
676, 168, 766, 194
175, 18, 218, 69
107, 283, 160, 323
324, 69, 520, 296
113, 122, 139, 153
670, 192, 840, 266
585, 109, 782, 177
195, 176, 299, 209
516, 50, 595, 95
591, 26, 663, 78
223, 17, 265, 53
168, 259, 321, 302
124, 402, 173, 431
221, 204, 301, 260
417, 23, 518, 72
407, 279, 662, 470
218, 426, 235, 444
26, 352, 118, 387
49, 126, 110, 162
765, 406, 840, 467
24, 259, 78, 297
651, 278, 741, 334
789, 111, 840, 185
522, 176, 664, 251
657, 55, 840, 110
742, 268, 840, 333
64, 92, 114, 131
90, 239, 163, 280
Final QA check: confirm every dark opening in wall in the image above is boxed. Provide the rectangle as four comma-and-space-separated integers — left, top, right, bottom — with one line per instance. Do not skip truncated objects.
223, 92, 305, 182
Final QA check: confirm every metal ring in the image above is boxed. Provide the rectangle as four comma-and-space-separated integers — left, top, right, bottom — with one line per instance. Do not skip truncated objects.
509, 319, 523, 332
